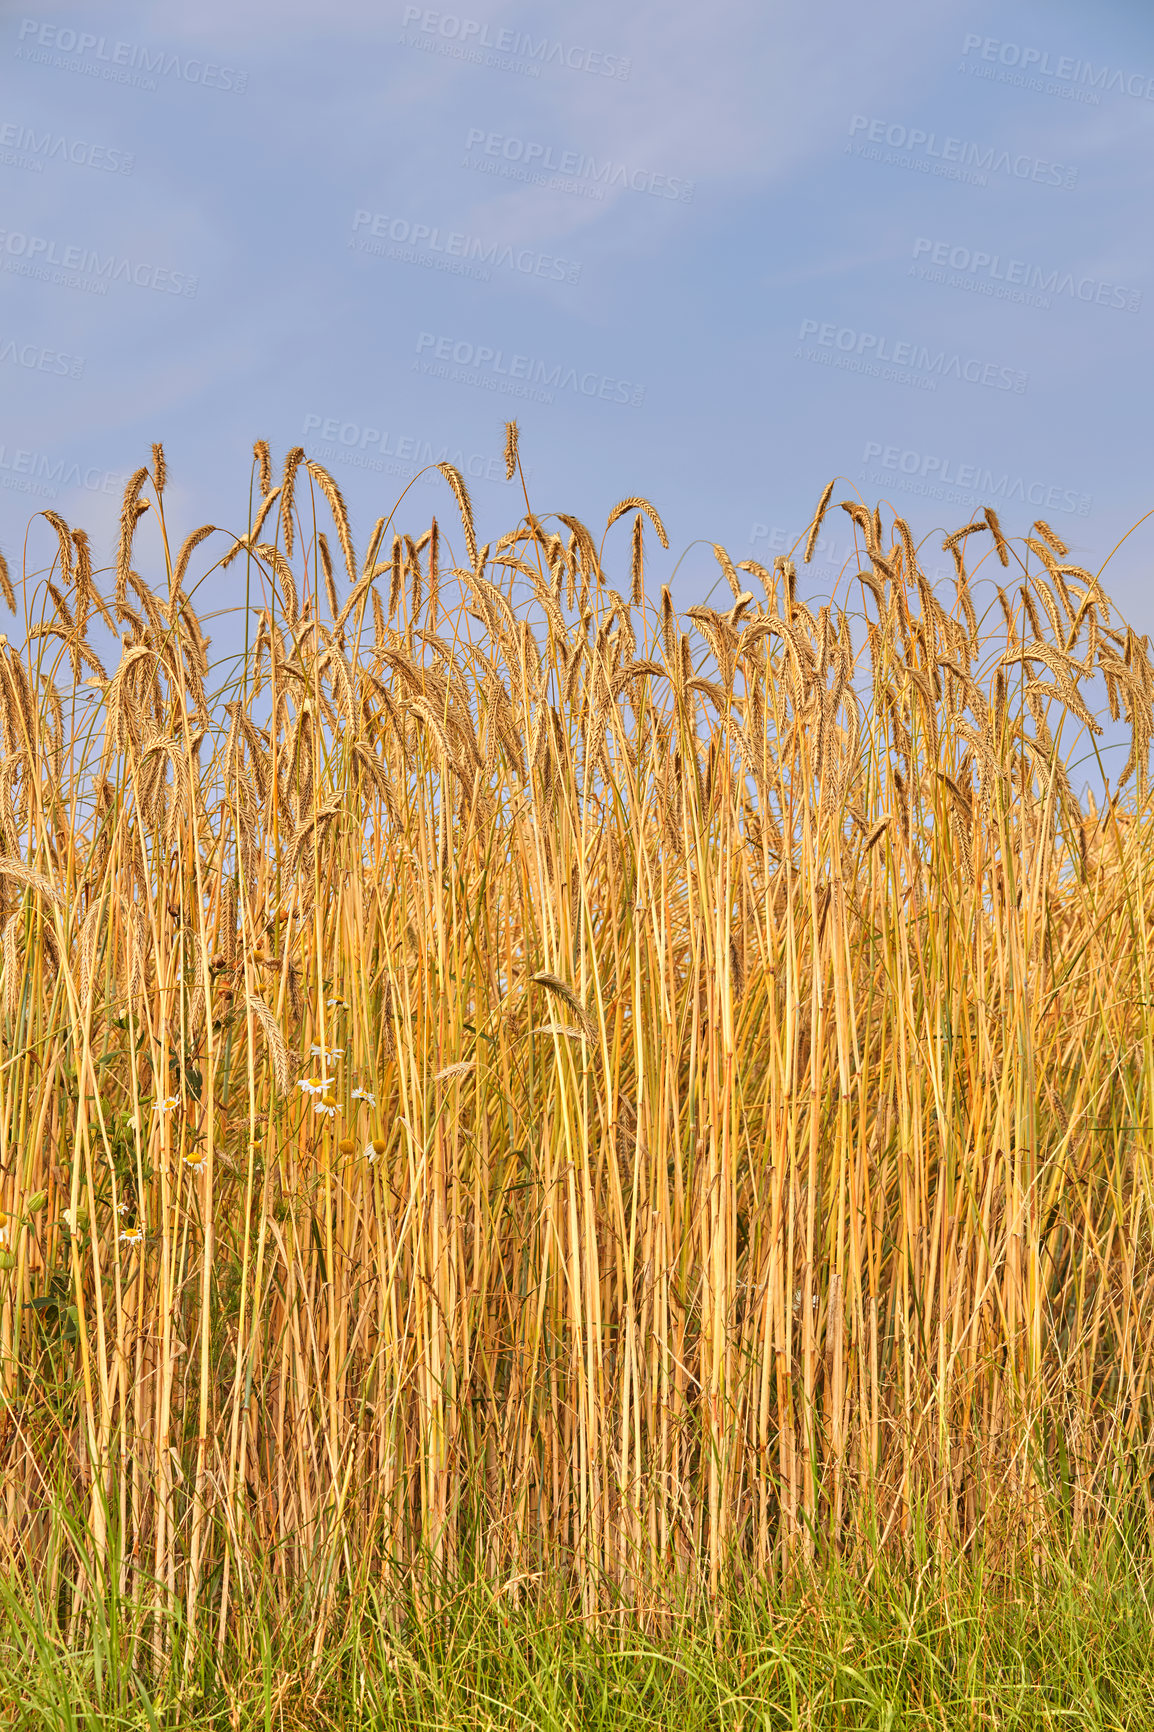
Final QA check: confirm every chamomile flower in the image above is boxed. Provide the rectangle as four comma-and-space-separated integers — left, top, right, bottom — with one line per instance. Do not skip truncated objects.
298, 1076, 333, 1097
351, 1088, 376, 1107
157, 1096, 180, 1113
365, 1139, 386, 1164
310, 1045, 344, 1061
119, 1224, 145, 1246
183, 1152, 207, 1175
326, 997, 349, 1011
117, 1198, 131, 1216
314, 1097, 339, 1118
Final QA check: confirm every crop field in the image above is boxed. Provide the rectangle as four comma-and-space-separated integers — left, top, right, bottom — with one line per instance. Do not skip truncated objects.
0, 431, 1153, 1725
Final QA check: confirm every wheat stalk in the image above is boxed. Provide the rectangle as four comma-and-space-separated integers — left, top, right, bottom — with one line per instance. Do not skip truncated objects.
0, 456, 1148, 1653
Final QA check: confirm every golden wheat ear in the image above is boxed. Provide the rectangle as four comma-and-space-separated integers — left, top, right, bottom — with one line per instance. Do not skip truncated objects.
503, 420, 519, 480
253, 438, 273, 495
115, 467, 150, 608
0, 547, 14, 613
437, 462, 479, 567
803, 478, 836, 562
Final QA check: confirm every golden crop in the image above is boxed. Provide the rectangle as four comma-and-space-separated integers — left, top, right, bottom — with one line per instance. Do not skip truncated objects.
0, 433, 1150, 1647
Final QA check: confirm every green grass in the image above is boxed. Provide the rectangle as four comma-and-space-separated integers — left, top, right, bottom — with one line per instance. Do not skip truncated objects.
2, 1552, 1154, 1729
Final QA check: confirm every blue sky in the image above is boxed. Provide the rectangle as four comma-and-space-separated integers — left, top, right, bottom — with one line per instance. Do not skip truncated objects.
3, 0, 1153, 777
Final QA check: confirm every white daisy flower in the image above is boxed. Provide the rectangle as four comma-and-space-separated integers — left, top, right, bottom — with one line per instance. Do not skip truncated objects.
314, 1099, 339, 1118
297, 1076, 332, 1097
157, 1096, 180, 1112
351, 1088, 376, 1106
310, 1045, 343, 1060
119, 1225, 145, 1246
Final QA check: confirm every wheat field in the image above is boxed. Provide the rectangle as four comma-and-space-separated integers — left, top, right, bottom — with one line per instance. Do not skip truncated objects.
1, 432, 1153, 1695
